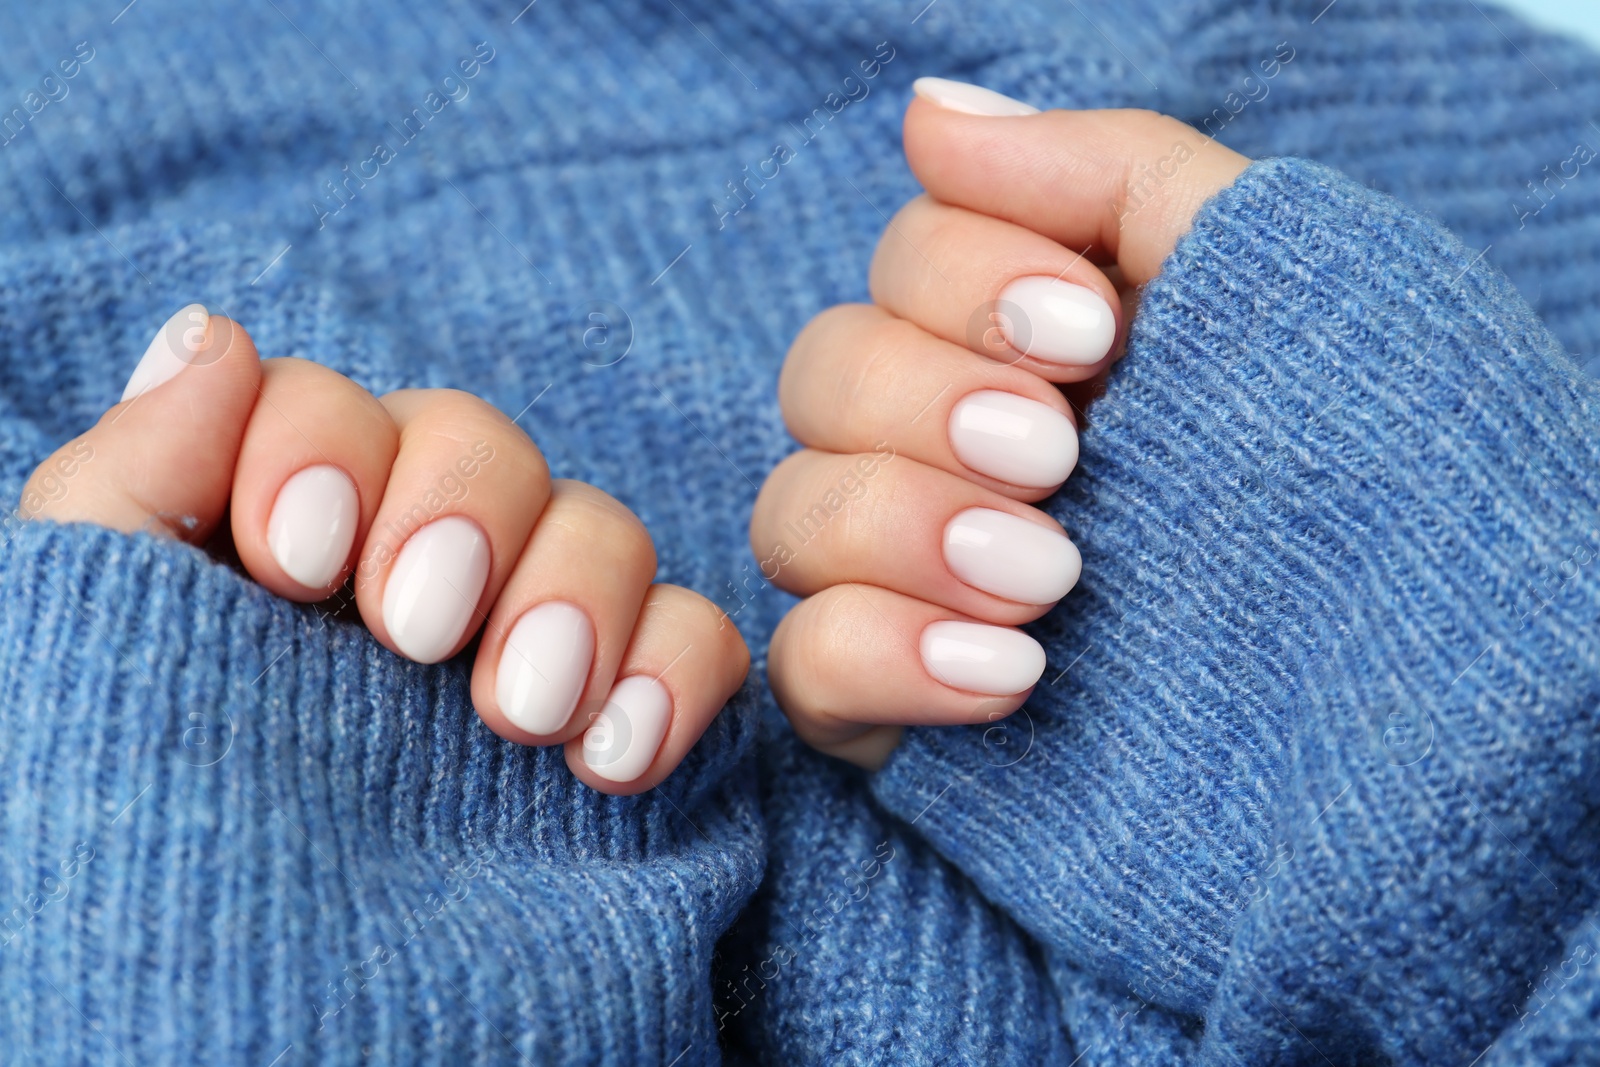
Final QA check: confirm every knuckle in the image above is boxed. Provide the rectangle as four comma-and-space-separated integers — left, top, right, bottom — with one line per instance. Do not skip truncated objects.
1095, 106, 1189, 145
755, 449, 901, 594
768, 603, 817, 715
672, 584, 751, 674
18, 436, 92, 518
914, 209, 972, 268
750, 448, 811, 540
845, 317, 919, 409
420, 388, 516, 435
781, 305, 880, 429
550, 482, 656, 578
869, 195, 935, 281
884, 192, 934, 240
792, 584, 859, 680
262, 356, 356, 396
811, 451, 892, 547
405, 390, 549, 488
793, 303, 873, 352
260, 358, 393, 432
772, 585, 872, 724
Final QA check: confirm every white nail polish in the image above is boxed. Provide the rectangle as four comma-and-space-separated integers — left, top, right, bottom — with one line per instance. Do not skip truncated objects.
381, 514, 490, 663
944, 508, 1081, 605
496, 601, 594, 735
997, 277, 1116, 366
121, 303, 210, 402
582, 675, 672, 784
920, 620, 1045, 695
912, 76, 1039, 117
267, 465, 360, 590
948, 390, 1078, 488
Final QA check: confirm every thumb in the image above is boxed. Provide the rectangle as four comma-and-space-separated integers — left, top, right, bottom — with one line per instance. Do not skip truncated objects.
20, 305, 261, 542
904, 79, 1251, 287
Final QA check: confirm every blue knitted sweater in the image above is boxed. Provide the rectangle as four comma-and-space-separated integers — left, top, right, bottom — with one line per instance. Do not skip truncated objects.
1, 1, 1597, 1063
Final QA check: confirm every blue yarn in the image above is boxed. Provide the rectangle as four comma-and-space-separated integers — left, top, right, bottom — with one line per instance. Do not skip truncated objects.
0, 0, 1596, 1063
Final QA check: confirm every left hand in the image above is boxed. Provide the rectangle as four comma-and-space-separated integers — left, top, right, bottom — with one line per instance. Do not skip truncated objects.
750, 80, 1251, 768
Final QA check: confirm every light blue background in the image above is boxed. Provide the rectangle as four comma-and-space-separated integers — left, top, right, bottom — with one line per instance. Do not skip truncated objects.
1493, 0, 1600, 49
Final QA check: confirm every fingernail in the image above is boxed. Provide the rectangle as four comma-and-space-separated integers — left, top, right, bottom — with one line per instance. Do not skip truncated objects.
496, 601, 595, 735
920, 620, 1045, 695
944, 508, 1082, 605
949, 390, 1078, 488
912, 76, 1039, 117
267, 465, 360, 590
381, 514, 490, 663
122, 303, 210, 401
582, 675, 671, 784
996, 277, 1116, 365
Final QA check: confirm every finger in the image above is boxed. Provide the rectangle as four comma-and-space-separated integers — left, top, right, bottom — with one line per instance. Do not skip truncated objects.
750, 448, 1080, 626
22, 306, 260, 541
353, 389, 551, 664
566, 584, 750, 795
471, 480, 657, 744
768, 582, 1043, 768
779, 303, 1078, 499
904, 85, 1252, 286
869, 194, 1122, 379
228, 358, 399, 599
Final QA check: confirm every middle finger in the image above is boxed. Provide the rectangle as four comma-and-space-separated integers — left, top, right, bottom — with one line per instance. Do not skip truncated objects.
750, 447, 1081, 626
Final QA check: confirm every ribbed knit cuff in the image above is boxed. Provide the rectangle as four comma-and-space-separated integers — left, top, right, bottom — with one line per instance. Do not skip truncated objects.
0, 519, 760, 1066
718, 724, 1070, 1065
871, 156, 1600, 1062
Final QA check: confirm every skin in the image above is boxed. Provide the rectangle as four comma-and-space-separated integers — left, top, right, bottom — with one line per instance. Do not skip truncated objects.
19, 100, 1248, 786
20, 327, 748, 796
754, 103, 1251, 770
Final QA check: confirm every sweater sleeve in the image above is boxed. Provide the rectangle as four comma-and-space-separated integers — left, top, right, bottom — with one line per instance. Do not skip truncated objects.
869, 156, 1600, 1065
0, 202, 768, 1063
0, 486, 761, 1065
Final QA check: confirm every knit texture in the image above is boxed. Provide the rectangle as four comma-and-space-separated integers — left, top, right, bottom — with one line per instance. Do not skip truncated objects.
0, 0, 1597, 1064
870, 155, 1600, 1064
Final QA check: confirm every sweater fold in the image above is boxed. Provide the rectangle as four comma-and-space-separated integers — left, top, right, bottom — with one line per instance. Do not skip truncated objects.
2, 0, 1599, 1063
872, 155, 1600, 1064
0, 519, 762, 1065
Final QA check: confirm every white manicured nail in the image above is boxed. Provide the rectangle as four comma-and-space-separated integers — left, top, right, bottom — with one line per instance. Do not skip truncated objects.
997, 277, 1116, 365
582, 675, 672, 783
920, 620, 1045, 695
122, 303, 210, 401
944, 508, 1081, 605
949, 390, 1078, 488
381, 515, 490, 663
267, 465, 359, 590
496, 601, 594, 735
912, 77, 1039, 117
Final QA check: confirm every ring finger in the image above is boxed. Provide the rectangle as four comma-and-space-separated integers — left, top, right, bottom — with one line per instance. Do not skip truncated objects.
750, 448, 1081, 626
471, 480, 657, 744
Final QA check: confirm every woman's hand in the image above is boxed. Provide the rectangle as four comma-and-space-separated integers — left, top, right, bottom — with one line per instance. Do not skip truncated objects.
21, 309, 748, 794
751, 80, 1250, 768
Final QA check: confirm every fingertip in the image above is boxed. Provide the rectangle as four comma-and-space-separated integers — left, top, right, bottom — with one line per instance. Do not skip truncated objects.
564, 585, 750, 795
40, 307, 265, 539
567, 673, 675, 793
112, 308, 257, 408
230, 358, 399, 603
909, 77, 1040, 118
